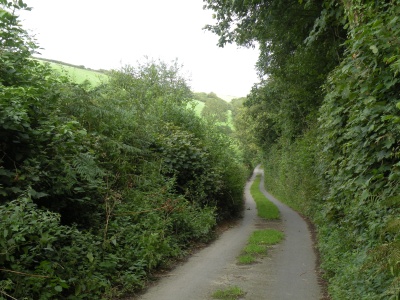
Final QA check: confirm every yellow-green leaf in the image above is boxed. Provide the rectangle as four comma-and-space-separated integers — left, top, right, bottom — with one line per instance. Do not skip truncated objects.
370, 45, 379, 54
86, 252, 94, 262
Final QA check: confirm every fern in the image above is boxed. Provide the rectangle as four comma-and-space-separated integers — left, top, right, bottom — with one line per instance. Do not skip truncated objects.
72, 153, 105, 184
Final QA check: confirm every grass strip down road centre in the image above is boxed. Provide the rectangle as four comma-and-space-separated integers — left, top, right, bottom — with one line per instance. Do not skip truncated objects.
237, 173, 284, 264
250, 174, 280, 220
212, 285, 245, 300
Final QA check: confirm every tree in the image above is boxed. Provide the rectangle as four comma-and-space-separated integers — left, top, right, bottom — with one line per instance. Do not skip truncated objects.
201, 95, 230, 123
204, 0, 344, 140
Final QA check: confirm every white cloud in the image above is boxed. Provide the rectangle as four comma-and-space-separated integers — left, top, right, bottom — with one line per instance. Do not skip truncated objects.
20, 0, 259, 97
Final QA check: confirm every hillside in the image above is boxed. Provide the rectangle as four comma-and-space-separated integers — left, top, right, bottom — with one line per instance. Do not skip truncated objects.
38, 59, 237, 131
192, 92, 237, 131
35, 58, 108, 86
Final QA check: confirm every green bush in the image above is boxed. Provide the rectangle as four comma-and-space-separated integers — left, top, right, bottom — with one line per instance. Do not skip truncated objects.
316, 2, 400, 298
0, 197, 106, 299
0, 2, 250, 298
263, 124, 323, 215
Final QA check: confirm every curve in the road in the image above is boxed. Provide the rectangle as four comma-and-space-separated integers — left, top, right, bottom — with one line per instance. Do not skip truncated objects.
255, 166, 321, 299
134, 165, 321, 300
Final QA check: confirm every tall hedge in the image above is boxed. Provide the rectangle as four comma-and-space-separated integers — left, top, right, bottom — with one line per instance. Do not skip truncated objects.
0, 2, 249, 298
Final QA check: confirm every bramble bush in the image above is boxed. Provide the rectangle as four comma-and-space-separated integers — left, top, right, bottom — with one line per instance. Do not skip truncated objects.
0, 1, 249, 298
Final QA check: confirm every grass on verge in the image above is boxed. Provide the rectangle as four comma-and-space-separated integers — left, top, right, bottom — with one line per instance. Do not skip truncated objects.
212, 285, 245, 300
250, 175, 280, 220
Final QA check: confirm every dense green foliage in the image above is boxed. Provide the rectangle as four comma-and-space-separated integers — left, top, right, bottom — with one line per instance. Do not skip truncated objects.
0, 2, 249, 298
194, 92, 233, 134
198, 92, 229, 122
317, 2, 400, 298
205, 0, 400, 298
230, 97, 261, 169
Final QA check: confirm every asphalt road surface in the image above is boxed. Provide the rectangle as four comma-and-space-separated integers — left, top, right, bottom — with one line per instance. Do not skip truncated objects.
135, 165, 321, 300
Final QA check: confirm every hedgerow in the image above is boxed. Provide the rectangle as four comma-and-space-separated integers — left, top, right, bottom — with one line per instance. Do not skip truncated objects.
204, 0, 400, 298
0, 1, 248, 298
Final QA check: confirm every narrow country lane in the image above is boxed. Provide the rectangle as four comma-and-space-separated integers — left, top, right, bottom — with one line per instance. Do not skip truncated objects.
254, 167, 322, 299
133, 166, 321, 300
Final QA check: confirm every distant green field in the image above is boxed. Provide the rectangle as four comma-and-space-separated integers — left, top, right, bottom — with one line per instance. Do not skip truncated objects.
226, 110, 234, 130
38, 60, 108, 86
41, 60, 235, 130
188, 100, 234, 130
188, 100, 205, 116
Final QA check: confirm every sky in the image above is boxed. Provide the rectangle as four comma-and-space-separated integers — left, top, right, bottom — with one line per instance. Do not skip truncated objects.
19, 0, 260, 98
